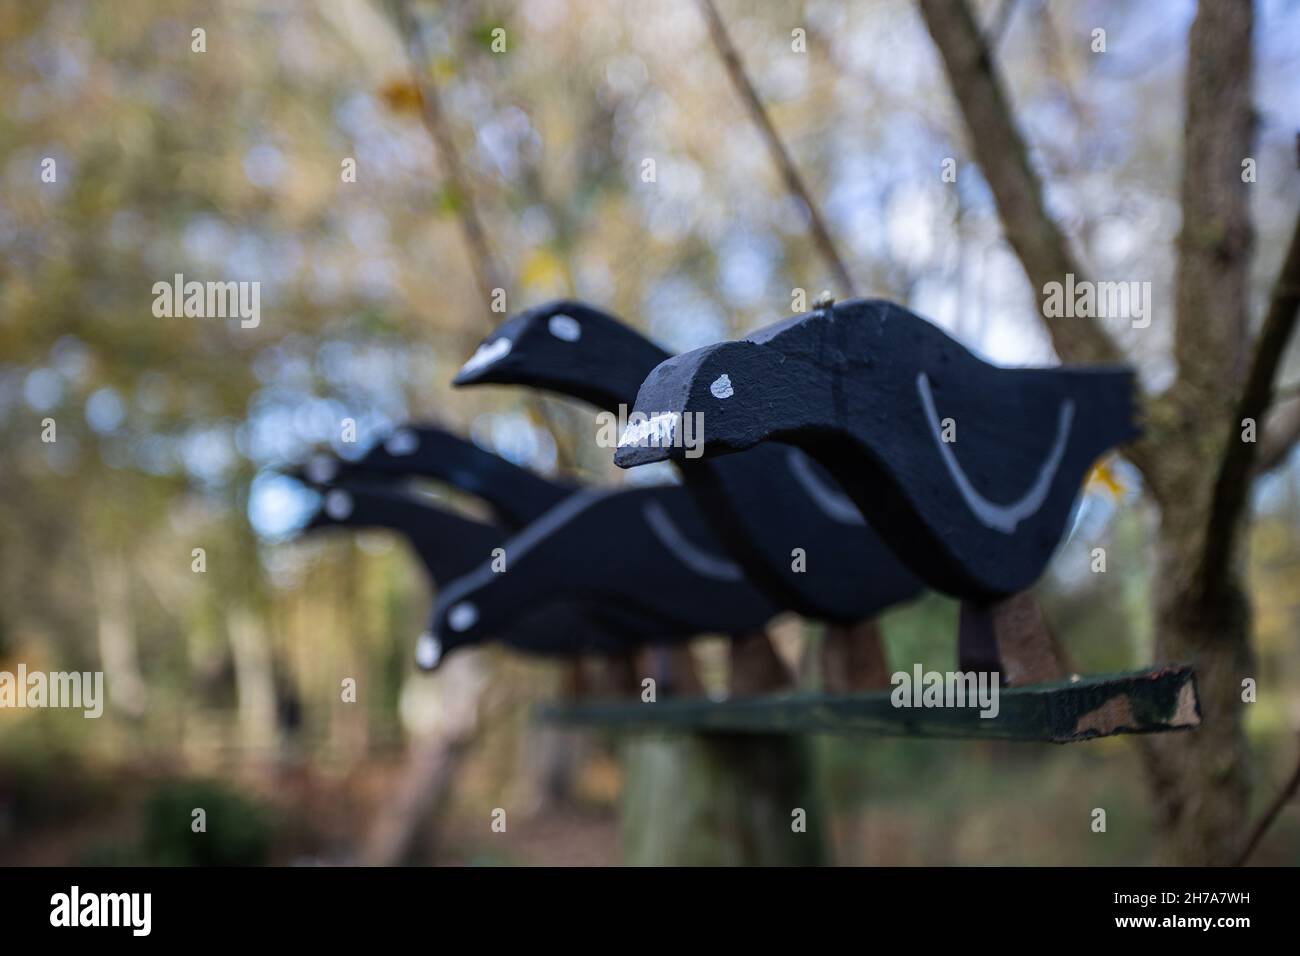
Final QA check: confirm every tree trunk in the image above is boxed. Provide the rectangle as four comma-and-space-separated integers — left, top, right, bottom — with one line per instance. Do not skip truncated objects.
227, 606, 279, 757
90, 553, 148, 718
360, 651, 486, 866
918, 0, 1269, 866
1145, 489, 1255, 865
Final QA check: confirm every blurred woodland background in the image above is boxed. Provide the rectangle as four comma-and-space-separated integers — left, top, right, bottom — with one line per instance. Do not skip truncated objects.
1, 0, 1299, 865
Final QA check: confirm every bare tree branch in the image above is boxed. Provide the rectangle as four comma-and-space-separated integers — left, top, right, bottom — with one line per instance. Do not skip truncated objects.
916, 0, 1122, 367
385, 0, 586, 473
389, 0, 504, 307
1235, 734, 1300, 866
695, 0, 857, 296
1200, 186, 1300, 601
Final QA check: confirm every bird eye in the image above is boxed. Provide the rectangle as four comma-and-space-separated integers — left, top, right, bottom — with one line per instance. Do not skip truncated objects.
448, 601, 479, 632
324, 488, 354, 520
710, 374, 734, 399
548, 314, 582, 342
384, 428, 419, 456
305, 454, 338, 484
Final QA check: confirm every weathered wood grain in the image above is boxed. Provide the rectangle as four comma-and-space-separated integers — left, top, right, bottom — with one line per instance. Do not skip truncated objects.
541, 666, 1200, 744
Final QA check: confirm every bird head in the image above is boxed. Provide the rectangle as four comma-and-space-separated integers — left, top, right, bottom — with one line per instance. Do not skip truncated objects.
453, 300, 669, 412
292, 425, 427, 492
302, 486, 360, 532
453, 300, 590, 386
416, 583, 493, 672
613, 336, 825, 468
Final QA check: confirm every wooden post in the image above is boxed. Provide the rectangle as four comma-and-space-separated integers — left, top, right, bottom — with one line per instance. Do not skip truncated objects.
821, 620, 892, 693
620, 635, 827, 865
984, 592, 1070, 686
619, 731, 826, 865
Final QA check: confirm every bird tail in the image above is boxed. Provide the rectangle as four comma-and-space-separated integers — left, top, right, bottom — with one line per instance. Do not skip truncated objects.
1068, 367, 1142, 457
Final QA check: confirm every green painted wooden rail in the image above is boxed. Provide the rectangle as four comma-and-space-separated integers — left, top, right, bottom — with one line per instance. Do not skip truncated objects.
540, 665, 1200, 744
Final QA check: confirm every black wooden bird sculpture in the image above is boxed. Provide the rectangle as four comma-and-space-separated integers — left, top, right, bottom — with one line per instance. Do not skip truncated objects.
614, 297, 1138, 671
298, 480, 665, 666
296, 429, 703, 691
452, 299, 924, 689
299, 423, 577, 531
303, 480, 500, 585
422, 484, 782, 676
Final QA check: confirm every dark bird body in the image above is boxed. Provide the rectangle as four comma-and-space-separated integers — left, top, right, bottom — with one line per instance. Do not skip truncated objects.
296, 430, 728, 679
453, 300, 923, 623
300, 481, 660, 664
300, 424, 577, 531
615, 298, 1139, 601
303, 481, 502, 584
426, 484, 780, 665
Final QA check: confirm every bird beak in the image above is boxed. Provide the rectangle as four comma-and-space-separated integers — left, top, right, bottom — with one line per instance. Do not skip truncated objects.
613, 413, 682, 467
613, 347, 714, 468
415, 630, 443, 671
453, 336, 513, 386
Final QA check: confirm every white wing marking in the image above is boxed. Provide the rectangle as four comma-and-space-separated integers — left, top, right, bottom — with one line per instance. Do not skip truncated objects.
916, 371, 1074, 535
784, 449, 866, 526
643, 500, 744, 581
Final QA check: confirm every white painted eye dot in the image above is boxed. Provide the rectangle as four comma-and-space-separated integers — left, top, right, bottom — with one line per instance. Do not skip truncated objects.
416, 631, 442, 670
324, 488, 353, 520
305, 454, 337, 484
384, 428, 419, 456
448, 602, 479, 632
548, 314, 581, 342
710, 374, 734, 399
